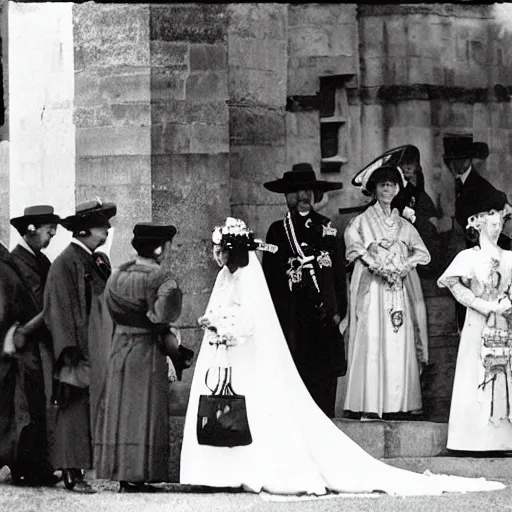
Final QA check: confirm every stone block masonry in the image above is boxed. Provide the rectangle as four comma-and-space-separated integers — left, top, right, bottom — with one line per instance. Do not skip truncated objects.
227, 4, 288, 236
73, 3, 152, 266
149, 4, 230, 402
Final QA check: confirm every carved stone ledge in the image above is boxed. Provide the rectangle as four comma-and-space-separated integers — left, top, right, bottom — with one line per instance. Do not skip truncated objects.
356, 84, 512, 104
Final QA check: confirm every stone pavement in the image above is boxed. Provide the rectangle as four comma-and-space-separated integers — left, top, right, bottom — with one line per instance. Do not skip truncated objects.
4, 419, 512, 511
0, 478, 511, 512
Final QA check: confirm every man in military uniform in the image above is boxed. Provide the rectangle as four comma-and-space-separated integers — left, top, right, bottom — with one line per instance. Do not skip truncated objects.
262, 163, 347, 418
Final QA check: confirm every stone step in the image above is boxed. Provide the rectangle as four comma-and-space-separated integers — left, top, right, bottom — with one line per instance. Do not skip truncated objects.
169, 418, 449, 460
167, 418, 512, 482
333, 419, 449, 458
384, 457, 512, 480
168, 418, 451, 480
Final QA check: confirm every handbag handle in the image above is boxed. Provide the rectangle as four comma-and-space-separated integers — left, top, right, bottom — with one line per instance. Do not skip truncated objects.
205, 366, 238, 396
205, 368, 222, 394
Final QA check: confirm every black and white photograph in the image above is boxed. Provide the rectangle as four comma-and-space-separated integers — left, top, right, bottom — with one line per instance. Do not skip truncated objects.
1, 1, 512, 511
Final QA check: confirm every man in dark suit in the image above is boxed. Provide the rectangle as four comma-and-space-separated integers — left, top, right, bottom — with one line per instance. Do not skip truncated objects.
443, 135, 509, 328
262, 164, 347, 418
443, 135, 508, 242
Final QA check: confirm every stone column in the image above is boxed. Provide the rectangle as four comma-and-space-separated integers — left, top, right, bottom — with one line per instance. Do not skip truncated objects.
149, 3, 230, 481
8, 2, 75, 260
73, 2, 152, 266
149, 3, 230, 412
227, 3, 288, 239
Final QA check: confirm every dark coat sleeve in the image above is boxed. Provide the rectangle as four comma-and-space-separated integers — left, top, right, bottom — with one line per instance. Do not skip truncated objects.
43, 255, 89, 366
146, 270, 183, 325
0, 265, 17, 344
262, 221, 291, 333
456, 172, 508, 228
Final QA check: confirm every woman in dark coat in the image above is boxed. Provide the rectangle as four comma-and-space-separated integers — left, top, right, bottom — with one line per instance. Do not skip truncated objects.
95, 223, 187, 492
0, 247, 57, 486
391, 146, 441, 276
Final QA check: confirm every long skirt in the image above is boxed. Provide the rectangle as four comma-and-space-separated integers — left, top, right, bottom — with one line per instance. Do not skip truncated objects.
94, 326, 169, 482
52, 387, 92, 470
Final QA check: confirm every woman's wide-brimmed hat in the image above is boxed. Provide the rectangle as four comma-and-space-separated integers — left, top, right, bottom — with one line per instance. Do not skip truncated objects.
352, 146, 410, 196
10, 205, 61, 234
61, 199, 117, 232
443, 134, 489, 162
263, 163, 343, 199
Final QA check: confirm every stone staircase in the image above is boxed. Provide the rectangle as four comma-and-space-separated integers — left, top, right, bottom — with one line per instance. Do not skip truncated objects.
335, 419, 512, 480
168, 417, 512, 482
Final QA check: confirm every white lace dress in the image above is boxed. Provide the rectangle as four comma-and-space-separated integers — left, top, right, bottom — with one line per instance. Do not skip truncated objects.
439, 246, 512, 450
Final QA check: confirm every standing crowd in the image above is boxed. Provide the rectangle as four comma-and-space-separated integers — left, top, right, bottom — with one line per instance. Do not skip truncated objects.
1, 133, 512, 497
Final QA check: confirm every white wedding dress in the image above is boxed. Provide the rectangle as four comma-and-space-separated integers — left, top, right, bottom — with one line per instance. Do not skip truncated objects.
180, 252, 505, 496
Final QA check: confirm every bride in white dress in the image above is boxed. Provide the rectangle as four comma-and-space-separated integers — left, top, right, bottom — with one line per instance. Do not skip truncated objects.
180, 217, 505, 496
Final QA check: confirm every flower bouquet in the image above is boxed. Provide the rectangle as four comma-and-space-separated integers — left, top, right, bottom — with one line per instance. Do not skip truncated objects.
198, 304, 249, 348
366, 240, 409, 288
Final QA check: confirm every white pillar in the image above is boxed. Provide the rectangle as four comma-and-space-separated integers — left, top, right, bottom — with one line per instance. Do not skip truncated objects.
8, 2, 75, 260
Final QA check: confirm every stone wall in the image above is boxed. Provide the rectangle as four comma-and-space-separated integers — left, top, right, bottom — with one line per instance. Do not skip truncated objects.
287, 4, 360, 221
228, 3, 288, 240
149, 3, 230, 411
358, 3, 512, 215
226, 3, 361, 240
73, 3, 152, 266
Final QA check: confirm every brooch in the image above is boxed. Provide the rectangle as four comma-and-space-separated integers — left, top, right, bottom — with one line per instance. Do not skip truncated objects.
317, 251, 332, 268
390, 310, 404, 332
286, 258, 303, 289
322, 224, 337, 237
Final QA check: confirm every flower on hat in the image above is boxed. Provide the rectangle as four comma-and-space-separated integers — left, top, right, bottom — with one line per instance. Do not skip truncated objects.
212, 227, 223, 245
211, 217, 258, 251
466, 209, 503, 232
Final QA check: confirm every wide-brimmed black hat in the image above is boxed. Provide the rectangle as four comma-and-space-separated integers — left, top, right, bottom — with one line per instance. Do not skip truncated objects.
10, 205, 61, 235
443, 134, 489, 161
352, 146, 410, 196
61, 199, 117, 232
263, 163, 343, 197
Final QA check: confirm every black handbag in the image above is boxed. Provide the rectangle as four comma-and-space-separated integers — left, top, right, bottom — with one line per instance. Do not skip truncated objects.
197, 366, 252, 447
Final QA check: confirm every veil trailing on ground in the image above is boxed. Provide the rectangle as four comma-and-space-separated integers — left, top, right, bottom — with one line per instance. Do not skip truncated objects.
181, 246, 506, 497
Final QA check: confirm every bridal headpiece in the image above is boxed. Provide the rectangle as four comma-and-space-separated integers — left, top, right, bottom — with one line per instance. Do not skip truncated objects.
212, 217, 277, 253
466, 204, 512, 231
